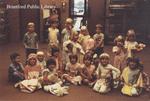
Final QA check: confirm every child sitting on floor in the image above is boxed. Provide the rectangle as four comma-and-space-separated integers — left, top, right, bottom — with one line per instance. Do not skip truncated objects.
39, 58, 69, 96
138, 60, 150, 92
15, 53, 42, 93
121, 57, 144, 96
37, 51, 46, 70
51, 46, 63, 72
80, 53, 96, 86
62, 54, 82, 85
8, 52, 24, 83
93, 53, 120, 94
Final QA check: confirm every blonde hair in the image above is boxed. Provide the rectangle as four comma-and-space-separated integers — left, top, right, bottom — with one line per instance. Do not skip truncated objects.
27, 22, 35, 27
114, 35, 124, 44
65, 18, 73, 24
96, 24, 103, 28
126, 29, 136, 41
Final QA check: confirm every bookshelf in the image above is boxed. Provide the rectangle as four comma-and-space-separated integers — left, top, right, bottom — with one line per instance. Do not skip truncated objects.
105, 0, 136, 42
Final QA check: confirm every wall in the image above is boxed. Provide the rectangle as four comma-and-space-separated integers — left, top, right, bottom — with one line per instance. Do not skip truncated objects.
6, 0, 20, 42
88, 0, 105, 35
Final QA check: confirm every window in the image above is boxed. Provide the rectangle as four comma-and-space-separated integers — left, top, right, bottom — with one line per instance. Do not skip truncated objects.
70, 0, 88, 31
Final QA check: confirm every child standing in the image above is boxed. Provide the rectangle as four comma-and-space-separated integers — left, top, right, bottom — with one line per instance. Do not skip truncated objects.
121, 57, 144, 96
93, 53, 120, 93
125, 29, 146, 58
47, 21, 60, 54
8, 53, 24, 83
61, 18, 77, 43
93, 24, 104, 56
78, 26, 91, 52
63, 32, 85, 64
23, 22, 38, 58
62, 54, 82, 85
112, 35, 127, 71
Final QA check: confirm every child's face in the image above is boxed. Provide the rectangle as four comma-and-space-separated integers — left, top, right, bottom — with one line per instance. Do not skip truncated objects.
116, 41, 123, 47
37, 55, 44, 62
96, 28, 101, 33
67, 44, 73, 51
51, 23, 57, 28
81, 30, 88, 35
14, 56, 21, 63
84, 59, 91, 66
48, 64, 56, 71
43, 71, 49, 77
28, 58, 37, 66
66, 23, 72, 29
100, 57, 109, 67
70, 57, 77, 64
28, 26, 35, 33
128, 35, 135, 41
73, 34, 79, 41
128, 61, 137, 70
53, 52, 59, 57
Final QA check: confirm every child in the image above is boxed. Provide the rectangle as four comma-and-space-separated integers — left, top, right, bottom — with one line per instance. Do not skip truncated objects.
37, 51, 46, 70
112, 35, 127, 71
8, 53, 24, 83
63, 31, 85, 64
39, 58, 69, 96
47, 21, 60, 54
138, 61, 150, 92
62, 54, 82, 85
121, 57, 144, 96
15, 53, 42, 93
23, 22, 38, 58
80, 53, 96, 86
78, 26, 91, 52
61, 18, 77, 43
93, 24, 104, 56
93, 53, 120, 93
51, 46, 63, 71
125, 29, 146, 58
24, 53, 42, 79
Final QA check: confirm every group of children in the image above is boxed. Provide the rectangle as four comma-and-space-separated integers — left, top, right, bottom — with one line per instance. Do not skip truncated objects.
8, 18, 150, 97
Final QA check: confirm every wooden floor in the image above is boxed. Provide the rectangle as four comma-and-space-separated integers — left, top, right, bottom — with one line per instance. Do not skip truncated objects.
0, 42, 150, 101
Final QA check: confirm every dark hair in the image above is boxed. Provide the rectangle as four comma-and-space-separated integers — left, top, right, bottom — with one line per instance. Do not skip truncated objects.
83, 53, 93, 61
69, 54, 78, 61
66, 43, 73, 50
10, 53, 20, 61
126, 57, 141, 68
51, 46, 59, 56
46, 57, 56, 67
51, 21, 57, 25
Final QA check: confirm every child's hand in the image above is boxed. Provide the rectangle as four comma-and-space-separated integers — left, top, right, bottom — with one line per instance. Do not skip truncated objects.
133, 84, 137, 87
